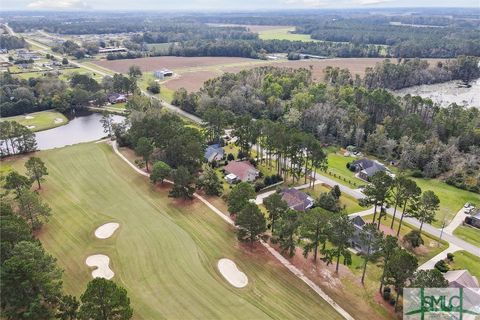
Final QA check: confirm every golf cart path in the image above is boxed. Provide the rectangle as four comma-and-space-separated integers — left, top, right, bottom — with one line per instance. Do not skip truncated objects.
110, 141, 353, 320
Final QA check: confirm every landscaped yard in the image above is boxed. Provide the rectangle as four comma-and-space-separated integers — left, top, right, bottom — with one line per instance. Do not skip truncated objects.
322, 151, 366, 188
363, 214, 448, 265
453, 225, 480, 248
7, 142, 342, 319
1, 110, 68, 132
449, 251, 480, 278
410, 177, 480, 227
303, 184, 364, 214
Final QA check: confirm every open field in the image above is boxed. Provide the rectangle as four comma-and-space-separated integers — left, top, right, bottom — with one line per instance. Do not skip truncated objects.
1, 110, 68, 132
6, 142, 342, 319
94, 56, 260, 74
449, 251, 480, 278
258, 27, 318, 42
95, 56, 391, 94
453, 225, 480, 247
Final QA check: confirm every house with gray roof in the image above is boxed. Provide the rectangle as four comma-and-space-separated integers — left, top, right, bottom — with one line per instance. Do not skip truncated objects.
351, 158, 391, 181
444, 270, 479, 289
204, 144, 225, 163
280, 188, 314, 212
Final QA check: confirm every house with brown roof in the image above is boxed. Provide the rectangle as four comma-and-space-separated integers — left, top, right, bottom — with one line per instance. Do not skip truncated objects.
280, 188, 314, 212
224, 161, 259, 183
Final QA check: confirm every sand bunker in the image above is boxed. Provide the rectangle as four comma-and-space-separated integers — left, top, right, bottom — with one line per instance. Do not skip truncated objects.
217, 258, 248, 288
94, 222, 120, 239
25, 115, 34, 119
86, 254, 114, 279
54, 118, 64, 124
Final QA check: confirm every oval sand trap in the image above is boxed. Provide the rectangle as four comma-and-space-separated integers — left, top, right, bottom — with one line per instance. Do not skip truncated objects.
95, 222, 120, 239
85, 254, 114, 279
217, 258, 248, 288
54, 118, 64, 124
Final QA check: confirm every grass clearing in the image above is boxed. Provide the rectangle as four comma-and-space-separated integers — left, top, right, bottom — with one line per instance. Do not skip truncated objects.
449, 251, 480, 278
7, 142, 342, 319
258, 27, 319, 42
1, 110, 68, 132
453, 225, 480, 248
322, 152, 366, 188
303, 184, 364, 214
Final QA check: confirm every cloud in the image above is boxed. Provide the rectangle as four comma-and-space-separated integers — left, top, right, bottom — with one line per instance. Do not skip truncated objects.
27, 0, 90, 9
353, 0, 393, 5
283, 0, 330, 7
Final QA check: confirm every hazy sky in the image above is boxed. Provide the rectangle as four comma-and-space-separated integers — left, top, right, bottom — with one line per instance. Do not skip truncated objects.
1, 0, 478, 11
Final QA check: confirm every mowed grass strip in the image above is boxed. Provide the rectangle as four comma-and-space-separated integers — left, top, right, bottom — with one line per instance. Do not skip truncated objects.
1, 110, 68, 132
453, 225, 480, 248
10, 143, 342, 320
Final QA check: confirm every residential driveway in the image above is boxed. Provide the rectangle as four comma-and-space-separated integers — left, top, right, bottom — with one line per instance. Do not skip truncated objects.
443, 207, 469, 235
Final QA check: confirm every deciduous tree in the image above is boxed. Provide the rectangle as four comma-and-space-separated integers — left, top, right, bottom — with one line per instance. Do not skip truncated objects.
135, 137, 154, 172
150, 161, 171, 184
169, 166, 195, 200
227, 182, 255, 214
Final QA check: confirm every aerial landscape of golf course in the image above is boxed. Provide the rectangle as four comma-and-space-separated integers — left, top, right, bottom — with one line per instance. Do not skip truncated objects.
6, 142, 341, 319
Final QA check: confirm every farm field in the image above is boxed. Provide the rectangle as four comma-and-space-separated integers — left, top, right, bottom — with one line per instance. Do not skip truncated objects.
1, 110, 68, 132
6, 142, 342, 320
94, 56, 391, 94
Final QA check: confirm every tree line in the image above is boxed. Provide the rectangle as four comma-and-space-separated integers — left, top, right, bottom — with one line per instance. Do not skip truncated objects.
0, 71, 137, 117
0, 35, 27, 50
172, 65, 480, 193
0, 121, 37, 157
1, 158, 133, 319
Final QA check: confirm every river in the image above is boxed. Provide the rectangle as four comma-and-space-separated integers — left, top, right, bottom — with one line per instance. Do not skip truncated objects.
394, 78, 480, 108
35, 112, 125, 150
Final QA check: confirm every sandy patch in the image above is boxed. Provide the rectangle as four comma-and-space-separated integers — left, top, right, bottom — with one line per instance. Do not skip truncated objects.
26, 125, 35, 129
217, 258, 248, 288
85, 254, 114, 279
25, 115, 34, 119
94, 222, 120, 239
54, 118, 64, 124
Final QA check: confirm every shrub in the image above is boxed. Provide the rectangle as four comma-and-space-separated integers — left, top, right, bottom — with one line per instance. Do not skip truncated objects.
404, 230, 424, 248
227, 153, 235, 161
383, 287, 391, 300
447, 253, 455, 261
434, 259, 450, 273
411, 170, 424, 178
238, 151, 247, 159
255, 181, 265, 192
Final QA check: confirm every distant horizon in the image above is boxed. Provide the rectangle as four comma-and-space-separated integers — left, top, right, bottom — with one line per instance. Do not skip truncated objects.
0, 0, 478, 12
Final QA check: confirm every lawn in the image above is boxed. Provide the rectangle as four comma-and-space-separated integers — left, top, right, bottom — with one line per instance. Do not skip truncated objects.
453, 225, 480, 248
363, 214, 448, 265
449, 251, 480, 278
258, 27, 319, 42
410, 177, 480, 227
322, 152, 366, 188
7, 142, 342, 319
1, 110, 68, 132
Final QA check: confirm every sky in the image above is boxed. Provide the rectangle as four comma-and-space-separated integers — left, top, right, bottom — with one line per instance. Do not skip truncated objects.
1, 0, 478, 11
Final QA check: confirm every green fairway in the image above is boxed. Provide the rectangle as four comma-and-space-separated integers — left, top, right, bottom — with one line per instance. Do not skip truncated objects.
449, 251, 480, 278
258, 27, 319, 42
8, 143, 341, 320
453, 225, 480, 247
1, 110, 68, 132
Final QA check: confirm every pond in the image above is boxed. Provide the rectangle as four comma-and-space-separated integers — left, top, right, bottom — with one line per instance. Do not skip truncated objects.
35, 112, 125, 150
394, 78, 480, 108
